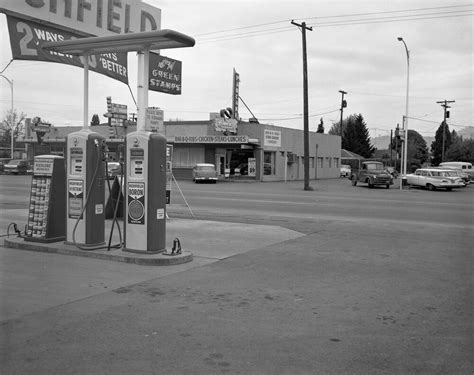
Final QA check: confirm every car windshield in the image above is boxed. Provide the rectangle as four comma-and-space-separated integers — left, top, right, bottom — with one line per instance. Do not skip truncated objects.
197, 165, 215, 171
444, 171, 458, 177
366, 163, 384, 170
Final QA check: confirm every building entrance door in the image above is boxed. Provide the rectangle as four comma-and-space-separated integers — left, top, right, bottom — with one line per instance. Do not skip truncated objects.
215, 154, 225, 176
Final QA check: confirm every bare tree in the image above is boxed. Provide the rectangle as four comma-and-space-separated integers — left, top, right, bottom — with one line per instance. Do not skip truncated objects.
3, 108, 26, 138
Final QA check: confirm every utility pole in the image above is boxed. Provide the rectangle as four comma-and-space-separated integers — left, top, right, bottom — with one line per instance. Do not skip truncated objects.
339, 90, 347, 148
390, 129, 393, 167
436, 99, 455, 163
291, 20, 313, 191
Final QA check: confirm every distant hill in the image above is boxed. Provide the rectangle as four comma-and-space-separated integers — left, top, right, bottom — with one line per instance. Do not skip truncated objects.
370, 129, 474, 150
457, 126, 474, 139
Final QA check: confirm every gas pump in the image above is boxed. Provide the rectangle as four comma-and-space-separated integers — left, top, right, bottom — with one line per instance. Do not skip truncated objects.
124, 131, 167, 253
66, 128, 106, 249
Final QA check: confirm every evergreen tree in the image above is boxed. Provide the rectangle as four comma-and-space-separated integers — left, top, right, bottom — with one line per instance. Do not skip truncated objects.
431, 121, 452, 165
342, 114, 375, 158
328, 121, 341, 136
445, 136, 474, 162
406, 129, 429, 171
316, 117, 324, 133
90, 114, 100, 126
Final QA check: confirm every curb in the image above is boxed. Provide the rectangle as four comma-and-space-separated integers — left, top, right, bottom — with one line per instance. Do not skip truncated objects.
3, 237, 193, 266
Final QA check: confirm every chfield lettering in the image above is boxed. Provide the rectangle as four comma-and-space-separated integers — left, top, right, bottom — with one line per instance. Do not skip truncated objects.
6, 0, 162, 37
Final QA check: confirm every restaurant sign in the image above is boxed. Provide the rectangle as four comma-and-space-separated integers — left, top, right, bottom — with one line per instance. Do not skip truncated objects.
173, 135, 248, 144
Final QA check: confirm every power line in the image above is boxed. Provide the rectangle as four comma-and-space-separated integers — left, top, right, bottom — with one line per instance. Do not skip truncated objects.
309, 11, 473, 28
196, 4, 472, 39
196, 6, 472, 43
260, 108, 340, 122
302, 4, 472, 21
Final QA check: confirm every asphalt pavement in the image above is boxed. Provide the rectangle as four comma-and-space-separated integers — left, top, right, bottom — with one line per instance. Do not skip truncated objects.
0, 180, 472, 374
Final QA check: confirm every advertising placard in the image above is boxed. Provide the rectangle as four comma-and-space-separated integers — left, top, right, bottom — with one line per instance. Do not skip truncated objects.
33, 158, 54, 176
68, 179, 84, 219
248, 158, 256, 177
146, 108, 164, 133
6, 15, 128, 84
149, 53, 182, 95
264, 129, 281, 147
214, 118, 238, 134
127, 182, 145, 225
166, 144, 173, 204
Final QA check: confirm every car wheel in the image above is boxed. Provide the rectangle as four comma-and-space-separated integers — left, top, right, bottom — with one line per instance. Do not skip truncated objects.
368, 180, 374, 188
446, 187, 453, 191
351, 177, 357, 186
386, 184, 390, 189
427, 184, 436, 191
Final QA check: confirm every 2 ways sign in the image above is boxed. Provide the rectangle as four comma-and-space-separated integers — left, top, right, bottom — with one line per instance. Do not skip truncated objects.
0, 0, 182, 92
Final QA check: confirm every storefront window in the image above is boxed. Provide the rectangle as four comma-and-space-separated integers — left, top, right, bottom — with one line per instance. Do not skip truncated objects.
263, 151, 275, 175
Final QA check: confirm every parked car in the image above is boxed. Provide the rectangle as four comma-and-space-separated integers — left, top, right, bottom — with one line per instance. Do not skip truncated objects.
3, 159, 29, 175
0, 158, 11, 173
106, 161, 122, 179
350, 160, 393, 188
432, 166, 470, 186
192, 163, 218, 183
340, 164, 351, 178
406, 168, 464, 191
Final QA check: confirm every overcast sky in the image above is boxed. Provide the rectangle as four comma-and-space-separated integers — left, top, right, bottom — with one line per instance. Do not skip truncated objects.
0, 0, 472, 140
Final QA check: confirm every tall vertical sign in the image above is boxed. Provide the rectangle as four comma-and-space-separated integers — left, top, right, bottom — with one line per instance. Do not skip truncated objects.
232, 68, 240, 120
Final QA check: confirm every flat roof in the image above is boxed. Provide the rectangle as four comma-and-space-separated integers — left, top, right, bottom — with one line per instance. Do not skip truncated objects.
41, 29, 195, 54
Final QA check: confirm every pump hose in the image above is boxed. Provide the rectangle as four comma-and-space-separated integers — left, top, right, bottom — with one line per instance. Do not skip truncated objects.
72, 145, 122, 251
105, 161, 123, 251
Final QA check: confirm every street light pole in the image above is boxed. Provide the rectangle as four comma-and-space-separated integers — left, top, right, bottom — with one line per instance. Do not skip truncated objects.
397, 37, 410, 189
1, 74, 14, 158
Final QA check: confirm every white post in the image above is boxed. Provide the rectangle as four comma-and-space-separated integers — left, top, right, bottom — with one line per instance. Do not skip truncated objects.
10, 79, 13, 158
403, 51, 410, 178
83, 54, 89, 130
397, 37, 410, 186
136, 49, 150, 132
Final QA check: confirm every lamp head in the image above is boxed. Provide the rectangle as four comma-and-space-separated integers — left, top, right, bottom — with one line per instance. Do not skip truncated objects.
397, 37, 403, 41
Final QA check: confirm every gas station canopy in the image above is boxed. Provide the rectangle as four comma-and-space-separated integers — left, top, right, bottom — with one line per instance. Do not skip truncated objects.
42, 29, 195, 54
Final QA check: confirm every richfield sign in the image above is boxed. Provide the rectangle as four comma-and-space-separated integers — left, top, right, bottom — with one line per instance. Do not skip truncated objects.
0, 0, 162, 37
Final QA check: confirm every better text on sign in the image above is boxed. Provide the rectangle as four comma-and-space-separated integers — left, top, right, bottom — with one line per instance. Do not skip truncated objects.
7, 15, 128, 84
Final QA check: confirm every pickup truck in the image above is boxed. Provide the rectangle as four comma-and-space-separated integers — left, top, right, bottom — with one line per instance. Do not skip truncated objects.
349, 160, 393, 189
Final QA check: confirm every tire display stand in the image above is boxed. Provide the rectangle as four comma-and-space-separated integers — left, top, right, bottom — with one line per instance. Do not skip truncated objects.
24, 155, 66, 243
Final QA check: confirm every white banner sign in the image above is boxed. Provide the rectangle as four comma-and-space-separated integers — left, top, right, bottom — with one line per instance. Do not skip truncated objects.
264, 129, 281, 147
145, 108, 164, 133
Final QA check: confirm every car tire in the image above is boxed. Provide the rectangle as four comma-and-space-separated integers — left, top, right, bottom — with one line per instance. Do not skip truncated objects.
386, 184, 390, 189
427, 184, 436, 191
368, 180, 374, 188
446, 187, 453, 191
351, 177, 357, 186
